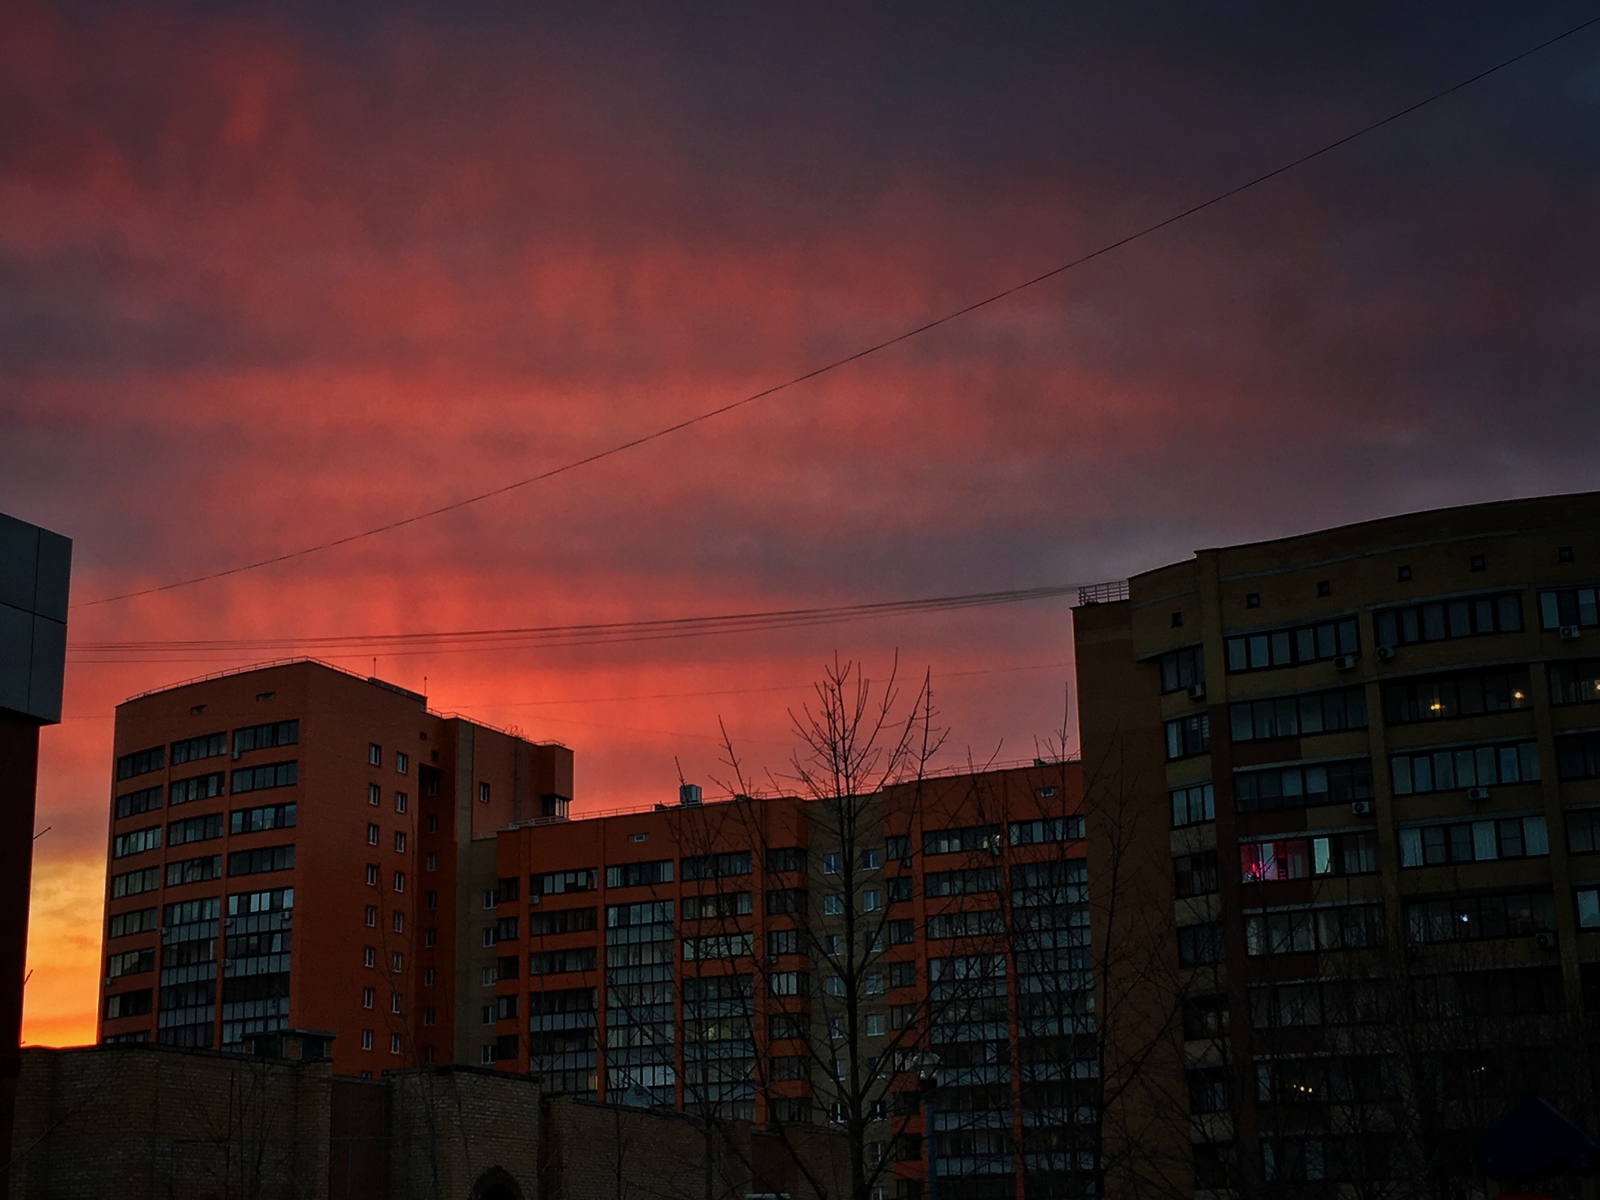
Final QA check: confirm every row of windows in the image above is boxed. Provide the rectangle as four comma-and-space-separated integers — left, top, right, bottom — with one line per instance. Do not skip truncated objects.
1383, 667, 1531, 724
1234, 760, 1373, 813
1391, 740, 1539, 795
1229, 687, 1366, 743
1397, 815, 1548, 867
1226, 618, 1359, 674
1375, 593, 1523, 648
114, 804, 299, 857
1244, 903, 1385, 956
117, 721, 300, 781
1541, 586, 1600, 631
110, 844, 296, 897
1239, 832, 1377, 883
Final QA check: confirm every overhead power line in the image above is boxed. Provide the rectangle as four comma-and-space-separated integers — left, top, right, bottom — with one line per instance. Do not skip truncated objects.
75, 14, 1600, 610
67, 585, 1077, 664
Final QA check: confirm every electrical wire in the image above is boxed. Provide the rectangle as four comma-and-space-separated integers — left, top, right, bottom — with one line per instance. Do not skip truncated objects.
66, 585, 1078, 663
73, 13, 1600, 611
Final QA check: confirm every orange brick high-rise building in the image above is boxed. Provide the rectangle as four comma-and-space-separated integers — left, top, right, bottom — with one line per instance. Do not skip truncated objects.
99, 660, 571, 1075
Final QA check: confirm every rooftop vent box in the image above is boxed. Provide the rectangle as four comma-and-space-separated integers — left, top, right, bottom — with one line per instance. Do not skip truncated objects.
679, 783, 703, 807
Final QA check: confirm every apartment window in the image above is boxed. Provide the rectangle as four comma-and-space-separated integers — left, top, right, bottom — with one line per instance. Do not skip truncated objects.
887, 876, 913, 903
1551, 659, 1600, 706
889, 961, 916, 989
1173, 851, 1218, 898
363, 946, 375, 968
865, 1013, 886, 1038
478, 781, 490, 803
682, 891, 752, 920
165, 855, 222, 886
1158, 646, 1205, 694
391, 952, 403, 972
1183, 993, 1229, 1041
393, 831, 407, 853
1245, 902, 1384, 955
822, 852, 842, 875
393, 911, 405, 933
1171, 611, 1184, 627
1225, 617, 1358, 673
369, 744, 382, 767
110, 867, 160, 899
859, 848, 882, 870
481, 966, 497, 986
1177, 923, 1224, 966
823, 893, 844, 916
927, 909, 1003, 940
1566, 808, 1600, 853
106, 948, 154, 979
395, 752, 408, 775
1241, 832, 1378, 881
364, 905, 377, 927
1164, 714, 1211, 760
1375, 592, 1523, 647
767, 928, 799, 957
367, 824, 379, 846
395, 792, 407, 813
1384, 667, 1532, 724
1008, 816, 1083, 845
495, 915, 519, 941
104, 989, 153, 1020
426, 814, 438, 832
107, 907, 158, 938
770, 1055, 808, 1082
1171, 783, 1215, 828
1230, 687, 1367, 742
423, 1007, 436, 1026
393, 871, 405, 892
888, 920, 915, 945
1188, 1067, 1230, 1114
422, 968, 435, 986
113, 826, 162, 858
765, 847, 804, 873
681, 852, 751, 880
862, 889, 882, 912
1234, 759, 1373, 813
1405, 891, 1555, 943
368, 784, 380, 806
361, 987, 374, 1009
604, 860, 672, 888
885, 835, 910, 861
365, 864, 379, 886
1578, 889, 1600, 929
169, 773, 224, 805
232, 721, 298, 758
171, 732, 227, 766
116, 746, 165, 780
230, 761, 297, 794
528, 907, 597, 936
1391, 741, 1539, 795
425, 854, 437, 871
765, 888, 807, 916
423, 929, 436, 947
1398, 815, 1548, 867
1557, 731, 1600, 780
390, 1033, 401, 1054
114, 786, 163, 820
532, 868, 597, 896
229, 844, 294, 875
922, 825, 1001, 856
769, 972, 807, 996
229, 803, 295, 835
922, 868, 996, 899
1540, 586, 1600, 631
361, 1029, 373, 1051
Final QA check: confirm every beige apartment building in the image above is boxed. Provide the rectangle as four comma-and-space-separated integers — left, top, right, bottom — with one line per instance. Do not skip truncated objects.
1074, 491, 1600, 1198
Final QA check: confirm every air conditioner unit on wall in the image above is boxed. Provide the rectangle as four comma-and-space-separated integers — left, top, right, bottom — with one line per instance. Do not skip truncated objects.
1333, 654, 1358, 671
1535, 931, 1558, 950
1404, 943, 1423, 961
1561, 625, 1583, 640
1187, 682, 1207, 701
1466, 786, 1490, 801
1351, 800, 1373, 816
1376, 645, 1395, 662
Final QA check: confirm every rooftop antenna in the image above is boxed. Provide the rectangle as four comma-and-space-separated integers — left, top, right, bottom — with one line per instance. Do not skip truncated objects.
674, 756, 687, 788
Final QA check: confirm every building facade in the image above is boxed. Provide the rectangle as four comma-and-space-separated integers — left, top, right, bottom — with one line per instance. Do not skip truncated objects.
1073, 491, 1600, 1197
491, 763, 1092, 1200
99, 659, 571, 1075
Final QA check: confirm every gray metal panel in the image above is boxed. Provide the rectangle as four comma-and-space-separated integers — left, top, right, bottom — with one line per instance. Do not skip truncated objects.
0, 512, 71, 724
0, 517, 37, 613
0, 604, 29, 715
28, 615, 66, 723
32, 529, 71, 622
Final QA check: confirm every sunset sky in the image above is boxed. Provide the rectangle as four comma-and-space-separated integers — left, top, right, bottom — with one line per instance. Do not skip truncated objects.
5, 1, 1600, 1045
